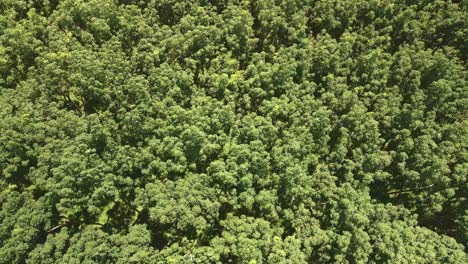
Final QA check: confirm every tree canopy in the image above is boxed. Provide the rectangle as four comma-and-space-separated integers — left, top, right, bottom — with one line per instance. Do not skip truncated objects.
0, 0, 467, 263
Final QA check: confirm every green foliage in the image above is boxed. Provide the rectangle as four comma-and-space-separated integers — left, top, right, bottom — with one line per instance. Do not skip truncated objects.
0, 0, 467, 263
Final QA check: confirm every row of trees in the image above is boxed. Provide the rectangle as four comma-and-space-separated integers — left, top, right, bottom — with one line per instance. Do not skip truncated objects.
1, 0, 467, 263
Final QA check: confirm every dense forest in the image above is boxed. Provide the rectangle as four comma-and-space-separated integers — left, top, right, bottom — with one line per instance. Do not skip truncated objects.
0, 0, 467, 263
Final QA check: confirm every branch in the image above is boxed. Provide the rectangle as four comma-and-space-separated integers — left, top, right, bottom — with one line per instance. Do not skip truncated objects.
47, 221, 71, 233
386, 184, 435, 195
